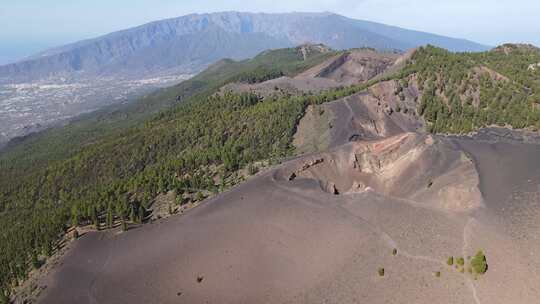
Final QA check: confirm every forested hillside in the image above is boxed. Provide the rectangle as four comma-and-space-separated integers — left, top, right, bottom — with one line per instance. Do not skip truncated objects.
0, 45, 336, 182
0, 45, 341, 296
2, 44, 540, 298
397, 44, 540, 133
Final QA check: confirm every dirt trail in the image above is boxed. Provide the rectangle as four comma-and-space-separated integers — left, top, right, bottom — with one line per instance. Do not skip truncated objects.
88, 234, 115, 304
462, 218, 481, 304
342, 194, 445, 266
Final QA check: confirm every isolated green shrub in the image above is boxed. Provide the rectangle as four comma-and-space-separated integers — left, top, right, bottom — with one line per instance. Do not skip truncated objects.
31, 253, 43, 270
247, 164, 259, 175
121, 220, 128, 232
392, 248, 398, 256
138, 206, 146, 223
457, 257, 465, 266
434, 271, 441, 277
378, 267, 385, 277
106, 207, 113, 228
447, 256, 454, 266
471, 250, 488, 274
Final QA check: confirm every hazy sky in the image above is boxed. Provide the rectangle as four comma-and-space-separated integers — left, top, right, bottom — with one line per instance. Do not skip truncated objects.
1, 0, 539, 64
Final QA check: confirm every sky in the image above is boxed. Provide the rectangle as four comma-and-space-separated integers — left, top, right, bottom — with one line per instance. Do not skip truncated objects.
0, 0, 539, 64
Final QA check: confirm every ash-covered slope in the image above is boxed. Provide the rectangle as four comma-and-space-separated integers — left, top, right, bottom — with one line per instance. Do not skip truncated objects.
298, 49, 401, 84
36, 129, 540, 304
0, 12, 488, 83
222, 48, 402, 95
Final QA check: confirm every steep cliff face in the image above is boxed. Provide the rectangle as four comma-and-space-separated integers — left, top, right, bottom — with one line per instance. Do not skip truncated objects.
0, 26, 291, 83
223, 48, 403, 97
293, 78, 425, 154
298, 49, 400, 84
285, 133, 482, 212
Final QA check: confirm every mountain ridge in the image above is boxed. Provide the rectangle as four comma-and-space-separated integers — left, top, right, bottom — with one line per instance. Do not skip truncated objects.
0, 11, 489, 84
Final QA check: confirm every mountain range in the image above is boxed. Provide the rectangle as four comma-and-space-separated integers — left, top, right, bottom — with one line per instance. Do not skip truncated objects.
0, 12, 489, 83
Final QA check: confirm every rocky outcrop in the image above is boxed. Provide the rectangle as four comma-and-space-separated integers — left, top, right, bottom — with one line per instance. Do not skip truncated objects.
224, 49, 403, 98
528, 62, 540, 71
293, 78, 425, 154
286, 133, 483, 212
288, 158, 325, 181
297, 49, 400, 85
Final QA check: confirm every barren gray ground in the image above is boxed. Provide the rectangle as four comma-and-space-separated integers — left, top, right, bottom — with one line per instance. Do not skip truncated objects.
35, 51, 540, 304
36, 132, 540, 304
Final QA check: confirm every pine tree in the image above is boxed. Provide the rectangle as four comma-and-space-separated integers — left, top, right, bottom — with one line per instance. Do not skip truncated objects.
129, 205, 136, 223
44, 241, 53, 257
196, 191, 204, 202
31, 252, 41, 269
121, 219, 128, 232
138, 206, 145, 224
106, 205, 113, 229
91, 207, 99, 229
71, 205, 79, 228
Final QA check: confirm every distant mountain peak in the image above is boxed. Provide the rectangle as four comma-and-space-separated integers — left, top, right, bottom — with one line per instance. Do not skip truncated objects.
0, 11, 490, 84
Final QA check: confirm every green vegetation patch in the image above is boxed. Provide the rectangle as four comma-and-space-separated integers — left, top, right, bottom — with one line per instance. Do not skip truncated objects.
399, 45, 540, 133
471, 250, 488, 274
0, 291, 9, 304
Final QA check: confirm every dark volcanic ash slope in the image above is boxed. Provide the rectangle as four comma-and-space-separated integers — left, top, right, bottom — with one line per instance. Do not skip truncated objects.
36, 131, 540, 304
222, 48, 402, 96
293, 74, 425, 153
297, 49, 401, 84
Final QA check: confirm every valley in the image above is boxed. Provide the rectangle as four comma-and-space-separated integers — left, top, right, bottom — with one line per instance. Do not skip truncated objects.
0, 75, 190, 147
